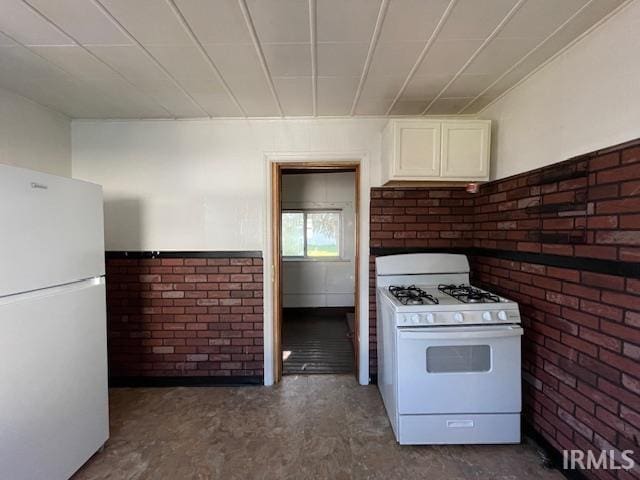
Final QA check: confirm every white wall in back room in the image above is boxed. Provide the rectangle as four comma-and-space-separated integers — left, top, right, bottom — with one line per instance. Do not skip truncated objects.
71, 118, 385, 251
0, 88, 70, 176
483, 0, 640, 180
282, 172, 356, 308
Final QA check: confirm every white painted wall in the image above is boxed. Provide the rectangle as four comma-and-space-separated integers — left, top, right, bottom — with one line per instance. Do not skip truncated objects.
72, 118, 384, 251
282, 172, 356, 308
0, 88, 70, 177
483, 0, 640, 180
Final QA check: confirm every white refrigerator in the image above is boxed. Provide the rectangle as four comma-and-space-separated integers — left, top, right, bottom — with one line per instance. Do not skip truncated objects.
0, 164, 109, 479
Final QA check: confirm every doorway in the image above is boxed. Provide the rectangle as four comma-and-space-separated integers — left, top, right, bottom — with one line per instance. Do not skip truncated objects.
271, 163, 360, 382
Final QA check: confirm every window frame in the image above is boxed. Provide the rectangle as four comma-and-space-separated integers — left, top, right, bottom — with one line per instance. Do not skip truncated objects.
281, 209, 342, 260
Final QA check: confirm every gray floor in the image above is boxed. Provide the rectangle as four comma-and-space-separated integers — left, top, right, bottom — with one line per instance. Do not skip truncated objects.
282, 310, 355, 375
73, 376, 564, 480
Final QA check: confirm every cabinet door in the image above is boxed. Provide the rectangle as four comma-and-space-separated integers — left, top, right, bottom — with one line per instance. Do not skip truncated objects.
393, 121, 441, 178
441, 121, 490, 179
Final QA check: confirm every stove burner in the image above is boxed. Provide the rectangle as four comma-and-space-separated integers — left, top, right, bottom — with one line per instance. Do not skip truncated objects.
389, 285, 439, 306
438, 284, 500, 304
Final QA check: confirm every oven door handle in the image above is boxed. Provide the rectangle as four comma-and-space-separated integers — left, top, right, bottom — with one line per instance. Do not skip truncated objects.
399, 326, 523, 340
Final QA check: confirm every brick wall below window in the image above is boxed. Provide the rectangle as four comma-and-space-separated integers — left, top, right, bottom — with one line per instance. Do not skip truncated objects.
106, 256, 263, 380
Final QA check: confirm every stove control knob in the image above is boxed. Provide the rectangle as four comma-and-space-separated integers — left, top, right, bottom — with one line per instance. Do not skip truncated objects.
453, 312, 464, 323
497, 310, 508, 321
426, 313, 435, 324
482, 311, 492, 322
410, 314, 421, 324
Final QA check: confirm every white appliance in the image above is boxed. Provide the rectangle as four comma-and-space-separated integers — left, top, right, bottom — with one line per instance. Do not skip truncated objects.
376, 253, 523, 445
0, 165, 109, 479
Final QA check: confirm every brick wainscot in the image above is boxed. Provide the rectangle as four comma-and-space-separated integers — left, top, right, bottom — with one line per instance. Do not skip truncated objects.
106, 252, 263, 385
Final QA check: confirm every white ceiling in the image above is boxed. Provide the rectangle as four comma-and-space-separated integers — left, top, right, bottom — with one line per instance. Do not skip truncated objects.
0, 0, 627, 118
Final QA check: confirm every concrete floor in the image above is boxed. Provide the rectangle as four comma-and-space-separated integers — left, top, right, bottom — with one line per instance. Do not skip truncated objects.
73, 375, 563, 480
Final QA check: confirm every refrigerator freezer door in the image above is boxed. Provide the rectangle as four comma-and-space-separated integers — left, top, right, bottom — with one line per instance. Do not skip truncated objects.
0, 165, 105, 297
0, 279, 109, 480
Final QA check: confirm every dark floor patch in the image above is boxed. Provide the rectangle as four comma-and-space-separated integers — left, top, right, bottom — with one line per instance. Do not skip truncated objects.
282, 310, 355, 375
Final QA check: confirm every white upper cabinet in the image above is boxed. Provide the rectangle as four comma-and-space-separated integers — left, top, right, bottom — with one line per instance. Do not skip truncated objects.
441, 121, 490, 179
393, 121, 441, 178
382, 119, 491, 183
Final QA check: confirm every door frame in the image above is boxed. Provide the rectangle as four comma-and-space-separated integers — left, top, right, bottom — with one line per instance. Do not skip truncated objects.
263, 152, 370, 386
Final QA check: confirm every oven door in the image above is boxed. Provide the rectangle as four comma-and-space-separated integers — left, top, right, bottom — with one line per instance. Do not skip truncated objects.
396, 325, 522, 415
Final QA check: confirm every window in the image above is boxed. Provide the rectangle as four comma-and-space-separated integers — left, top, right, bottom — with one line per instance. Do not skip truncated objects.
282, 210, 341, 258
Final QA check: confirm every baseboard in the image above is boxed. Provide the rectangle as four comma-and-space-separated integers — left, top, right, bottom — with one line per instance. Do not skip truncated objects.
109, 376, 263, 387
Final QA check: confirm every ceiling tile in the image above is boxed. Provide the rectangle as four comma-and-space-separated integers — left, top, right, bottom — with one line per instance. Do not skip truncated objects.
88, 45, 178, 89
0, 43, 67, 78
24, 0, 131, 46
189, 92, 243, 117
377, 0, 450, 43
534, 0, 627, 50
317, 0, 381, 42
31, 45, 117, 77
222, 75, 278, 116
414, 39, 482, 76
367, 41, 423, 77
0, 45, 167, 118
354, 97, 392, 115
402, 74, 452, 100
262, 43, 311, 77
359, 75, 406, 101
203, 43, 264, 79
389, 100, 430, 115
317, 76, 360, 115
0, 0, 73, 46
440, 73, 494, 97
459, 95, 495, 114
247, 0, 309, 43
88, 44, 213, 116
464, 37, 539, 75
145, 45, 243, 115
0, 0, 625, 118
174, 0, 252, 44
272, 76, 312, 116
317, 42, 368, 76
0, 32, 18, 46
468, 0, 628, 112
146, 45, 222, 81
426, 97, 475, 114
99, 0, 191, 46
498, 0, 588, 39
437, 0, 519, 40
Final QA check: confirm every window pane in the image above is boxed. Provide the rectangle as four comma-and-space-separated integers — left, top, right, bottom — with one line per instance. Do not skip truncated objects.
306, 212, 339, 257
282, 212, 304, 256
426, 345, 491, 373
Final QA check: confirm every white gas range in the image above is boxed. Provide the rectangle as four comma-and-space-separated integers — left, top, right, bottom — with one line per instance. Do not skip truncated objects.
376, 253, 523, 445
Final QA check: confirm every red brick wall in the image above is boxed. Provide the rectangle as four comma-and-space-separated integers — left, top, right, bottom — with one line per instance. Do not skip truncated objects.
369, 187, 476, 372
472, 257, 639, 479
469, 143, 640, 479
369, 140, 640, 478
106, 256, 263, 379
